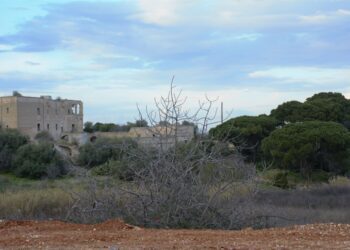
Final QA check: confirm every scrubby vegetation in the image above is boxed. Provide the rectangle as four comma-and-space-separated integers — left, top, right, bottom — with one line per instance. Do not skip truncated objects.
78, 137, 137, 168
1, 90, 350, 231
0, 129, 66, 179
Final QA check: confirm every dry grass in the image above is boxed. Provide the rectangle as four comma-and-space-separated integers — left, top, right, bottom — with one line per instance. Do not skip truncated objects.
0, 188, 72, 219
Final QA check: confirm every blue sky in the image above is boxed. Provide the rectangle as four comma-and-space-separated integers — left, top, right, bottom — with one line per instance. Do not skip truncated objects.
0, 0, 350, 123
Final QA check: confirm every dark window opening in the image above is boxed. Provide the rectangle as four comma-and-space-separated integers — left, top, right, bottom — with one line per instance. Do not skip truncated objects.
37, 124, 41, 132
72, 124, 75, 132
6, 107, 9, 114
61, 126, 63, 133
56, 124, 58, 131
37, 108, 40, 115
47, 124, 50, 130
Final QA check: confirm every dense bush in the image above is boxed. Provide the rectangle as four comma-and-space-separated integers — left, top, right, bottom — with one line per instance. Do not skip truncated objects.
12, 143, 66, 179
35, 131, 54, 143
262, 121, 350, 177
0, 129, 28, 171
78, 137, 137, 168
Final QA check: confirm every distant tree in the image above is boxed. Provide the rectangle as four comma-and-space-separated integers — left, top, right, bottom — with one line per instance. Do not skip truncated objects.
12, 91, 22, 97
210, 115, 280, 161
158, 121, 171, 126
84, 122, 94, 133
270, 101, 305, 123
261, 121, 350, 177
135, 119, 148, 127
271, 92, 350, 124
305, 92, 350, 122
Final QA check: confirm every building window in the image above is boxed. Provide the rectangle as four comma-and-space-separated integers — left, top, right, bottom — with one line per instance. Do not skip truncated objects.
6, 125, 8, 129
6, 107, 9, 114
61, 126, 63, 133
47, 124, 50, 130
37, 108, 40, 115
37, 123, 41, 132
56, 124, 58, 131
68, 109, 71, 115
72, 124, 75, 132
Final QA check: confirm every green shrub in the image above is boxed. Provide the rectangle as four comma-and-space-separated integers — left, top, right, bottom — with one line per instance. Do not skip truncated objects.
78, 137, 137, 168
0, 129, 28, 171
90, 160, 131, 179
34, 131, 54, 143
272, 172, 289, 189
13, 143, 66, 179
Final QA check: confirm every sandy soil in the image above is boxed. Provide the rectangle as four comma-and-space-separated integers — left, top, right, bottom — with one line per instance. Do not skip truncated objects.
0, 219, 350, 249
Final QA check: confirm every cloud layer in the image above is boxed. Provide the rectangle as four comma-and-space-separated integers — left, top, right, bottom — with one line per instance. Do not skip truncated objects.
0, 0, 349, 123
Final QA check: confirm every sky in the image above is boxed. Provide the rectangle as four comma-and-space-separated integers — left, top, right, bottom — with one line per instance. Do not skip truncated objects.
0, 0, 350, 124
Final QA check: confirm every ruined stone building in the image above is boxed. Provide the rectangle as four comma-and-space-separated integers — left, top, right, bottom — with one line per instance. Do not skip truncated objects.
90, 125, 195, 149
0, 95, 83, 139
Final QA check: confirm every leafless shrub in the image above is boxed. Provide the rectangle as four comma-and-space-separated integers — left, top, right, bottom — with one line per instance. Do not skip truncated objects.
64, 80, 260, 229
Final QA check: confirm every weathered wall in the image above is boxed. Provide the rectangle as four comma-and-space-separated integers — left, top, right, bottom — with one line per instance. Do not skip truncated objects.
0, 96, 83, 140
0, 97, 18, 129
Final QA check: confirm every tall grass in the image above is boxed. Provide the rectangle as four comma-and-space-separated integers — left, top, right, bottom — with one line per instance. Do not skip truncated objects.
0, 188, 72, 219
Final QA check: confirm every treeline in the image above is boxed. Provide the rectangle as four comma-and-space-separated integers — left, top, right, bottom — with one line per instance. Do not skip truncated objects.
83, 120, 196, 133
210, 92, 350, 179
83, 120, 148, 133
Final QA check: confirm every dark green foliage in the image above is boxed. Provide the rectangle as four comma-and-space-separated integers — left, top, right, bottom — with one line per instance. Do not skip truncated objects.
210, 115, 280, 160
12, 91, 22, 97
84, 121, 146, 133
35, 131, 54, 143
0, 129, 28, 171
78, 137, 137, 168
135, 119, 148, 127
271, 92, 350, 123
90, 160, 135, 180
93, 122, 118, 132
12, 143, 66, 179
262, 121, 350, 177
272, 172, 289, 189
271, 101, 309, 123
83, 121, 94, 133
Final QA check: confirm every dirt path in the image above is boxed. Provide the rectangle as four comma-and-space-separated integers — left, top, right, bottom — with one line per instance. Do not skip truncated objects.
0, 220, 350, 249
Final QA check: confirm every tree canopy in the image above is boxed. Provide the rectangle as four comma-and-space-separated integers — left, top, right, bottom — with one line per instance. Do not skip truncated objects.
210, 115, 279, 160
261, 121, 350, 177
271, 92, 350, 123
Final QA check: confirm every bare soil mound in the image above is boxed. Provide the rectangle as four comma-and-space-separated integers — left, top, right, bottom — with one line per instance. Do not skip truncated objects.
1, 219, 349, 249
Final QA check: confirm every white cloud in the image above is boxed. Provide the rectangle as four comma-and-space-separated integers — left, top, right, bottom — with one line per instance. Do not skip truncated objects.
249, 67, 350, 85
133, 0, 196, 26
299, 9, 350, 24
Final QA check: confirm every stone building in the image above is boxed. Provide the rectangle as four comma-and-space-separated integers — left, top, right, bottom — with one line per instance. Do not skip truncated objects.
90, 125, 195, 149
0, 95, 83, 140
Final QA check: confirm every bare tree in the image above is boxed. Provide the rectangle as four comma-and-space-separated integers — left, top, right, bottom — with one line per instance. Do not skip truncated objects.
67, 80, 258, 229
112, 80, 257, 229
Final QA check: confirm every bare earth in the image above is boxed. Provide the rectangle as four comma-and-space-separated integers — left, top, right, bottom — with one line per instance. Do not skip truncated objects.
1, 220, 350, 249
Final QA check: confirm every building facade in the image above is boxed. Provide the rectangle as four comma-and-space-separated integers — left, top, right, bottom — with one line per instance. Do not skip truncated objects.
0, 95, 83, 139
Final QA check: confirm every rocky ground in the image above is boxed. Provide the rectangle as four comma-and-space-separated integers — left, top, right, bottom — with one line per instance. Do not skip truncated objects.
1, 219, 350, 249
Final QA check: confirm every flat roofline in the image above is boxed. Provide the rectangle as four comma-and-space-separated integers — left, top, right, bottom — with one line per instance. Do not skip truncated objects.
0, 96, 82, 102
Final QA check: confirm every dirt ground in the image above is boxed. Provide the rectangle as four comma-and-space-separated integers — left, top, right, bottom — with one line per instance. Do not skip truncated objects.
1, 220, 350, 249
